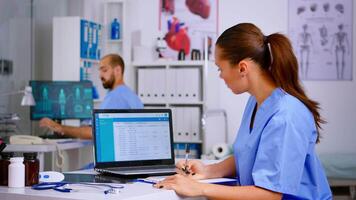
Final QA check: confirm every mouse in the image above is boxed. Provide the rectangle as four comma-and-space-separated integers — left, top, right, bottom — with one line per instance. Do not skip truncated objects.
39, 171, 65, 183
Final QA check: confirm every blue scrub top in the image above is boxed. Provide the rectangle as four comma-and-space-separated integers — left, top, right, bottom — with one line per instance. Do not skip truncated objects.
99, 84, 143, 109
233, 88, 331, 199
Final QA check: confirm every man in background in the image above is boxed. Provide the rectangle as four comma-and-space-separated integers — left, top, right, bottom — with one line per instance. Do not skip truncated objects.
39, 54, 143, 139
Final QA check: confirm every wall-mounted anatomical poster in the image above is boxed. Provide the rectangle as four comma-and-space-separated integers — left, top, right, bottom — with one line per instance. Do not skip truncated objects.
159, 0, 218, 61
288, 0, 353, 80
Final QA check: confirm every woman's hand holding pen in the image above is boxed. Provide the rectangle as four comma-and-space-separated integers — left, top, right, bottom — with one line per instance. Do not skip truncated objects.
154, 160, 211, 196
153, 174, 205, 197
175, 159, 209, 180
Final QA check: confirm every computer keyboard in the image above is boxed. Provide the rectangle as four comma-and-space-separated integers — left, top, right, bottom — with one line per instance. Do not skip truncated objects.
39, 134, 73, 139
104, 165, 176, 174
108, 165, 176, 171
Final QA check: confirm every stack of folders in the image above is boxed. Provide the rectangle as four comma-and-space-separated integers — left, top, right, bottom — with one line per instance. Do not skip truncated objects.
167, 68, 201, 102
80, 19, 102, 60
137, 67, 201, 103
138, 68, 166, 103
171, 107, 201, 142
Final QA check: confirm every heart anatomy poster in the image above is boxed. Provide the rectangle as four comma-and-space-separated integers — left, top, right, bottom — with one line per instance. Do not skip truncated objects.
159, 0, 218, 61
288, 0, 353, 80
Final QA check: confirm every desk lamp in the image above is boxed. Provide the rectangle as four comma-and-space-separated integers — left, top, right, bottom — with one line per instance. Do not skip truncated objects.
1, 86, 36, 106
0, 86, 36, 137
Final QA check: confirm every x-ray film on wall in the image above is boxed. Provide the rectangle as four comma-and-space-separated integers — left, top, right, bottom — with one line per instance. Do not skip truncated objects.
288, 0, 353, 80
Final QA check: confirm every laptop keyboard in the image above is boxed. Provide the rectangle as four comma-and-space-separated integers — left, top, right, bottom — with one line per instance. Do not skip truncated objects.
107, 165, 176, 172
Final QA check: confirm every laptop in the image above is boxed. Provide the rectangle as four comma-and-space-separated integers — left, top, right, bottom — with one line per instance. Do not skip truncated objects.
93, 109, 177, 177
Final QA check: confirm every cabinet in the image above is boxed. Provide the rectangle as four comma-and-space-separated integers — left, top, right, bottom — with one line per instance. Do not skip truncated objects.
53, 1, 128, 104
133, 60, 220, 158
52, 16, 104, 106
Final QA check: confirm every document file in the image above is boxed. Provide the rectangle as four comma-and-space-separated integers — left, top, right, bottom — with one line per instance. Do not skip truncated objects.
167, 68, 177, 102
137, 68, 166, 103
172, 106, 201, 143
183, 68, 201, 102
137, 68, 146, 101
167, 68, 202, 102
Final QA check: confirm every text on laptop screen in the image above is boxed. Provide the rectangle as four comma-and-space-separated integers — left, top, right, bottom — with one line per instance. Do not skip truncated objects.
95, 112, 172, 163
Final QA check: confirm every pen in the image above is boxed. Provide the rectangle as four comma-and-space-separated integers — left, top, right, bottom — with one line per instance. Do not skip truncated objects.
135, 179, 157, 185
183, 144, 190, 174
0, 143, 6, 153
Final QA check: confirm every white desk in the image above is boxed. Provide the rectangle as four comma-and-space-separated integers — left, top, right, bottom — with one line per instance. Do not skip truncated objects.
0, 169, 206, 200
0, 184, 204, 200
3, 139, 93, 171
0, 163, 227, 199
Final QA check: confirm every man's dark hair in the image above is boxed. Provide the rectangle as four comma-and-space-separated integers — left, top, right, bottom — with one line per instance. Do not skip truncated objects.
102, 54, 125, 74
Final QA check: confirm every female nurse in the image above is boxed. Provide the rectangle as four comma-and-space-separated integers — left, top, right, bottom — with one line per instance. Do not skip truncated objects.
154, 23, 332, 200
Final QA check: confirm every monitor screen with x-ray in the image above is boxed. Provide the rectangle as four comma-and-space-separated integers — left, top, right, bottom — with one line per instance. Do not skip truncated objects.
30, 81, 93, 120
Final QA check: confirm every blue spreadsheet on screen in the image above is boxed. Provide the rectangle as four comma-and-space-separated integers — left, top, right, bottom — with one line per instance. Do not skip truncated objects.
93, 109, 176, 177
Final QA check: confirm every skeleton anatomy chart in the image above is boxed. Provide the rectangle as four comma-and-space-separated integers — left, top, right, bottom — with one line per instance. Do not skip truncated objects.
288, 0, 353, 80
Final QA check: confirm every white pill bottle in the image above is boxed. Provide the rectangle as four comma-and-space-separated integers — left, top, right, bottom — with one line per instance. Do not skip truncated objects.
8, 157, 25, 188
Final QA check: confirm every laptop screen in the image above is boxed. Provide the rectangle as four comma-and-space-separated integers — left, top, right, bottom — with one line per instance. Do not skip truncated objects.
93, 109, 174, 167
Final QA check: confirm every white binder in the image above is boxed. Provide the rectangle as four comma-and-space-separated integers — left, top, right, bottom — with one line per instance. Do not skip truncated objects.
167, 68, 177, 102
150, 69, 158, 101
189, 68, 201, 102
156, 68, 166, 102
182, 69, 190, 101
190, 107, 201, 142
182, 107, 191, 141
171, 107, 179, 141
176, 107, 185, 141
175, 69, 184, 101
137, 68, 146, 102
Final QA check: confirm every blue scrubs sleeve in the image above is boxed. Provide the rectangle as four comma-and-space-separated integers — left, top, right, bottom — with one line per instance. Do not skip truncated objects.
252, 111, 313, 195
99, 96, 126, 109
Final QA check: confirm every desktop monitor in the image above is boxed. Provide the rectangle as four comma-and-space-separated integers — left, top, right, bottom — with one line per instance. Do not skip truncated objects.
30, 80, 93, 120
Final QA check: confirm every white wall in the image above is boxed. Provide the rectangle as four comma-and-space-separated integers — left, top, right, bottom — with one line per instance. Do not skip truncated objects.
33, 0, 69, 80
217, 0, 289, 148
0, 0, 32, 132
217, 0, 356, 154
132, 0, 356, 154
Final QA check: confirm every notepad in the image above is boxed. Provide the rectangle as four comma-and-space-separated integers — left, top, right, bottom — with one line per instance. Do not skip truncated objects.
140, 176, 238, 186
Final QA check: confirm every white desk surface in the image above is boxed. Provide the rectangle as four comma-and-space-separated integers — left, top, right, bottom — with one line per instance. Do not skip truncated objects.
0, 183, 205, 200
0, 169, 205, 200
0, 147, 218, 199
3, 139, 93, 152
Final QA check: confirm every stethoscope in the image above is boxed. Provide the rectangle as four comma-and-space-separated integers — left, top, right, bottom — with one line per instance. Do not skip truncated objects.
32, 182, 124, 194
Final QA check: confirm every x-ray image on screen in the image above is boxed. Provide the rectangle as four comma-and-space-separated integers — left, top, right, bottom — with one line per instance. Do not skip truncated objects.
30, 81, 93, 120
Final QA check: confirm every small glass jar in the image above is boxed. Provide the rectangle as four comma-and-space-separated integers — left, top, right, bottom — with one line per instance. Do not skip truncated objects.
0, 152, 14, 186
23, 152, 39, 186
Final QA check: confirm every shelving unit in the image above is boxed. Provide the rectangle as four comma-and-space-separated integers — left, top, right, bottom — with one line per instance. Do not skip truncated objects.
52, 1, 128, 105
133, 60, 220, 158
52, 16, 104, 171
52, 16, 104, 106
103, 0, 127, 60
